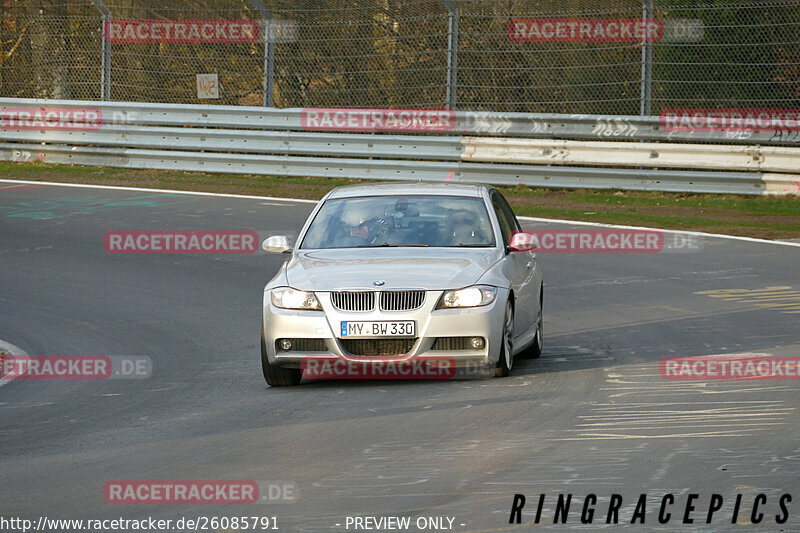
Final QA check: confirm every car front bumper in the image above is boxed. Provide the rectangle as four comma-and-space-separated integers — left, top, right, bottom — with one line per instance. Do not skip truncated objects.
262, 289, 508, 371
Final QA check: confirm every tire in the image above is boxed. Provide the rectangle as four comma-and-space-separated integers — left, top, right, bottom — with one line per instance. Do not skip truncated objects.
526, 288, 544, 359
261, 332, 302, 387
495, 299, 514, 377
528, 304, 543, 359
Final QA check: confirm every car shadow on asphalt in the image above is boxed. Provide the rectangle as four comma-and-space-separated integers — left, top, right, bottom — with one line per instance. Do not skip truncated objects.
263, 345, 618, 390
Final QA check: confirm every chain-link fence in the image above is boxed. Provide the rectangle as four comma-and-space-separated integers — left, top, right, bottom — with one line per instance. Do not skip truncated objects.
0, 0, 104, 100
1, 0, 799, 115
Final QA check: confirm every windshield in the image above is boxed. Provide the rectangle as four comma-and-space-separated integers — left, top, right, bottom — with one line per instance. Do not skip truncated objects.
300, 195, 496, 249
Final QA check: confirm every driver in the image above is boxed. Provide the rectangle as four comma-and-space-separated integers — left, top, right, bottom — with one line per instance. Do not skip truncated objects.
340, 206, 375, 245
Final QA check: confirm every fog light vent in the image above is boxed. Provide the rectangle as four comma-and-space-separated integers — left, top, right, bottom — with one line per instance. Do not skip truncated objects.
431, 336, 484, 351
276, 338, 327, 352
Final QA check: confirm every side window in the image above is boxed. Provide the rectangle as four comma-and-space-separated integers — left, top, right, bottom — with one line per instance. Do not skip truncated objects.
491, 192, 515, 245
496, 192, 521, 232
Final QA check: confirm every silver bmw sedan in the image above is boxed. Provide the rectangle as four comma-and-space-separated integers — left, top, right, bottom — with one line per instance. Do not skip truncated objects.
260, 183, 543, 386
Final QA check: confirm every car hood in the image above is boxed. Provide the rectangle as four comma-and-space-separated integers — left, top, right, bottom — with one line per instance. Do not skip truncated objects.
285, 248, 502, 291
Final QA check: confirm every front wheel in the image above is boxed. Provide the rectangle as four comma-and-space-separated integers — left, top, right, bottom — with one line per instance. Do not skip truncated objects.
495, 300, 514, 377
261, 333, 302, 387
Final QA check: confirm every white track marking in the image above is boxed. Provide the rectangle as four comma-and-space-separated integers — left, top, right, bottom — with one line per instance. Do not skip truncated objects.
517, 215, 800, 248
0, 178, 317, 204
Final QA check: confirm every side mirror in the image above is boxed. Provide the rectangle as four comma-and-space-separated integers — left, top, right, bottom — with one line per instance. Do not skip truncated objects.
508, 231, 535, 252
262, 235, 292, 254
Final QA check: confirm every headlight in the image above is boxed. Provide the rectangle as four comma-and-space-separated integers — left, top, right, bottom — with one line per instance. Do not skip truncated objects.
271, 287, 321, 310
438, 286, 497, 308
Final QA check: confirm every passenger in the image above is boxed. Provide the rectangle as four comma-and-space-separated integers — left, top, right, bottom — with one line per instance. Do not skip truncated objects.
447, 209, 484, 245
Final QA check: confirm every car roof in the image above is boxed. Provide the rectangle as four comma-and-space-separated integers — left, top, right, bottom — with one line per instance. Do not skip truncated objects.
326, 182, 489, 199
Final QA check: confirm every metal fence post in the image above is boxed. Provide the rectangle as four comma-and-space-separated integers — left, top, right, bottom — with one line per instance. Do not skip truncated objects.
443, 1, 458, 110
248, 0, 274, 107
640, 0, 653, 116
88, 0, 111, 100
265, 21, 275, 108
101, 15, 111, 100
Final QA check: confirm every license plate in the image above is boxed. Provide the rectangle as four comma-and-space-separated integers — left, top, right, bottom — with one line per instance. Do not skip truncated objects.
340, 321, 416, 338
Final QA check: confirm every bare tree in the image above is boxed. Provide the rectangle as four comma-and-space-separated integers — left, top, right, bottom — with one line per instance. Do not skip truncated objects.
25, 0, 75, 98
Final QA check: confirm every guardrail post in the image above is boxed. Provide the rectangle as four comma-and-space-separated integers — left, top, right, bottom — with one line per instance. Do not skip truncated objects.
88, 0, 111, 100
443, 0, 458, 110
640, 0, 653, 116
248, 0, 274, 108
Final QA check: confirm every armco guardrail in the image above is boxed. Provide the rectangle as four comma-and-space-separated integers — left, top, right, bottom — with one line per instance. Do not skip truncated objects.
1, 98, 798, 196
0, 127, 463, 161
0, 142, 768, 195
4, 98, 800, 145
462, 138, 800, 174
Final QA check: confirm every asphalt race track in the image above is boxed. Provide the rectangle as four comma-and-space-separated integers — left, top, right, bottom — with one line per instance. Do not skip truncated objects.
1, 181, 799, 532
